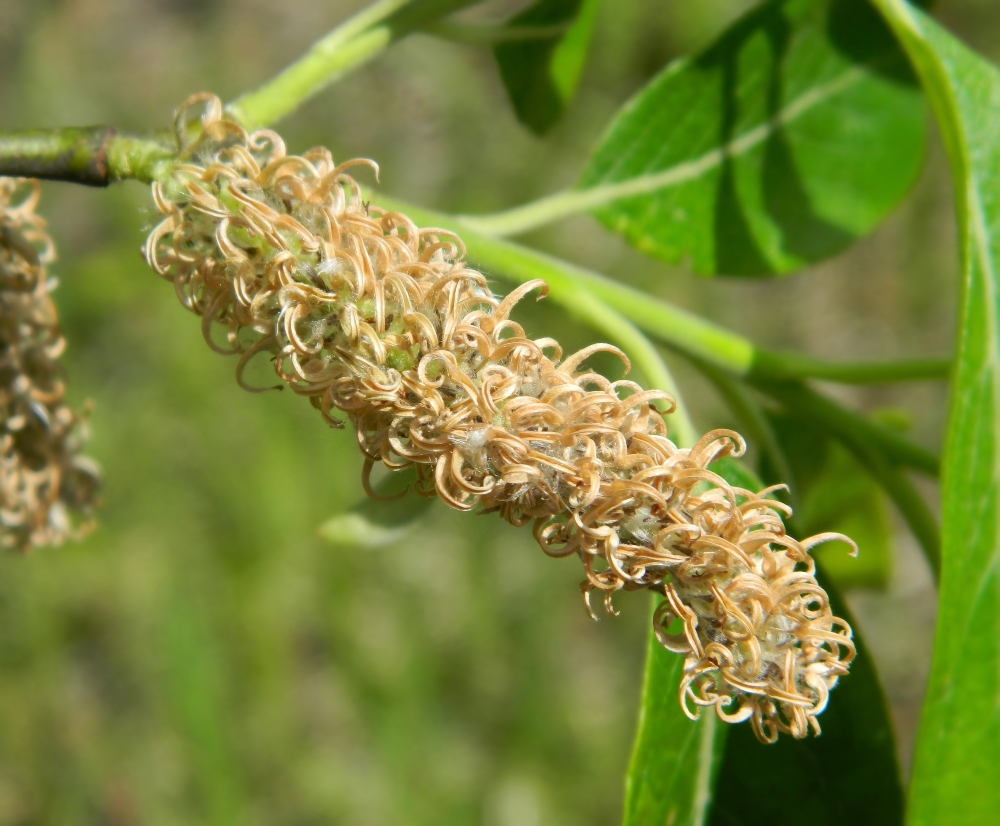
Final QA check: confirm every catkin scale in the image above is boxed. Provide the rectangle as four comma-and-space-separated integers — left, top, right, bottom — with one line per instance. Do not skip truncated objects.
146, 94, 855, 743
0, 178, 100, 551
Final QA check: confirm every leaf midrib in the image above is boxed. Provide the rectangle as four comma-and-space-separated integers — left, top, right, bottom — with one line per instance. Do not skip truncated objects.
584, 63, 867, 203
466, 54, 893, 236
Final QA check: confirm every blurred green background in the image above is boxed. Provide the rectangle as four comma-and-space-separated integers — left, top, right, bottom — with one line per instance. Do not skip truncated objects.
0, 0, 996, 822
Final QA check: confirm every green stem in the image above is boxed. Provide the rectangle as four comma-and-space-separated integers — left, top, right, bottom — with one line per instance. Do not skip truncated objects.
750, 350, 951, 383
0, 129, 698, 441
459, 187, 593, 237
105, 133, 175, 183
662, 349, 942, 578
0, 121, 940, 483
568, 295, 698, 447
750, 377, 938, 475
388, 202, 952, 385
0, 127, 114, 186
582, 271, 950, 386
226, 0, 480, 128
372, 192, 941, 476
428, 229, 699, 443
0, 128, 173, 186
522, 259, 698, 444
0, 127, 952, 385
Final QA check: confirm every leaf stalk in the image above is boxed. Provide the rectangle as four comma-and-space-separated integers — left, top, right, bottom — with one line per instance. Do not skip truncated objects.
226, 0, 481, 128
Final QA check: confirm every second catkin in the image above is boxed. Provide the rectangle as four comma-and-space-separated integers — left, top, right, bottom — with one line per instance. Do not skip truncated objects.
0, 178, 100, 551
144, 93, 855, 743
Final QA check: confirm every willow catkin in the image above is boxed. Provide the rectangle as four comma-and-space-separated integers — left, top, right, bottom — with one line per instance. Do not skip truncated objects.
0, 178, 100, 551
145, 93, 855, 743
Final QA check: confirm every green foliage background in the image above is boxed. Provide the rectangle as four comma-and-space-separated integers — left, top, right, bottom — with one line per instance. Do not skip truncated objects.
0, 0, 997, 822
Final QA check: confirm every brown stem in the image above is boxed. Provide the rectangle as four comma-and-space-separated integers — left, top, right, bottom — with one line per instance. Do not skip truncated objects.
0, 126, 118, 186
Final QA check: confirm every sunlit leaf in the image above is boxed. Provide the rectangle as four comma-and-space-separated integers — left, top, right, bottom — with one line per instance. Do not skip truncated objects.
871, 2, 1000, 821
494, 0, 600, 135
579, 0, 926, 276
622, 609, 727, 826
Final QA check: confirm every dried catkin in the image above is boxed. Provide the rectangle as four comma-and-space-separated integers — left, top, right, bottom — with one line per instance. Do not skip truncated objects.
0, 178, 100, 551
145, 93, 855, 743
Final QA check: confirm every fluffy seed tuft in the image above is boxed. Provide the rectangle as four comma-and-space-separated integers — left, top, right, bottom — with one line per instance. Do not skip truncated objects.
145, 94, 854, 742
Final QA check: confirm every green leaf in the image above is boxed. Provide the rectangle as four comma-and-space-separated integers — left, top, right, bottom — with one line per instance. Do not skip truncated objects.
493, 0, 600, 135
578, 0, 926, 276
163, 579, 246, 824
318, 466, 434, 548
760, 412, 894, 590
623, 605, 727, 826
707, 565, 903, 826
804, 443, 894, 590
622, 462, 773, 826
870, 2, 1000, 822
710, 454, 769, 494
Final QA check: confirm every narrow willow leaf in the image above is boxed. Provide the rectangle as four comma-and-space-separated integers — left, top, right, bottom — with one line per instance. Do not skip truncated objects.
318, 467, 433, 548
622, 458, 770, 826
870, 2, 1000, 822
622, 462, 749, 826
707, 566, 903, 826
623, 613, 727, 826
494, 0, 599, 135
163, 581, 245, 823
579, 0, 925, 276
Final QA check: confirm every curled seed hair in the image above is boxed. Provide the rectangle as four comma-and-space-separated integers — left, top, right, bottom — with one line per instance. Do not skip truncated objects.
145, 93, 856, 743
0, 178, 100, 551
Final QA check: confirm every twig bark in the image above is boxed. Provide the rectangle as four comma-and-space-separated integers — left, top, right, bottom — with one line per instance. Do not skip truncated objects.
0, 127, 117, 186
